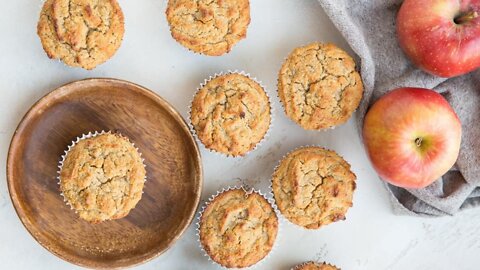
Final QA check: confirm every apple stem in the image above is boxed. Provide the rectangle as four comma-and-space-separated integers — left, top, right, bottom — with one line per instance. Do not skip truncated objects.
415, 137, 423, 147
454, 11, 479, 25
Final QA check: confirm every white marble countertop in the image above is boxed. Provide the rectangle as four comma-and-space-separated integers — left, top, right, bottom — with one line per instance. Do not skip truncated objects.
1, 0, 479, 269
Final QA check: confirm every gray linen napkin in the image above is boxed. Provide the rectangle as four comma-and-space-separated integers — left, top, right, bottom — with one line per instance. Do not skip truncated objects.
317, 0, 480, 216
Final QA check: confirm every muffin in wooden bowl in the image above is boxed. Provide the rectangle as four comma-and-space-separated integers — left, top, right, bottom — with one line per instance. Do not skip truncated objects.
59, 132, 146, 223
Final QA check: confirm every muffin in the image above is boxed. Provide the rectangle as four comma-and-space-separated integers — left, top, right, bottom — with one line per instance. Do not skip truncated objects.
37, 0, 125, 70
59, 133, 146, 223
272, 147, 356, 229
293, 262, 340, 270
278, 42, 363, 130
199, 188, 278, 268
190, 73, 271, 157
166, 0, 250, 56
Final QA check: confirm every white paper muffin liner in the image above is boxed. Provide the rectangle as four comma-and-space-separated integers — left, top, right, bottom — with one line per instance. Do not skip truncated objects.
188, 70, 274, 158
269, 145, 356, 230
291, 261, 340, 270
276, 42, 364, 131
196, 186, 281, 269
57, 130, 147, 216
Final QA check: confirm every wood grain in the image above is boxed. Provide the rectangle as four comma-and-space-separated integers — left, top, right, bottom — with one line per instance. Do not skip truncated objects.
7, 78, 203, 269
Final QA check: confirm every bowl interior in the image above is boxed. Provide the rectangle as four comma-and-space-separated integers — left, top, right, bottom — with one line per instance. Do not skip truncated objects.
7, 78, 202, 268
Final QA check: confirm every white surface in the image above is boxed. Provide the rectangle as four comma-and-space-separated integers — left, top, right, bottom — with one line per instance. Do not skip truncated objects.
1, 0, 479, 269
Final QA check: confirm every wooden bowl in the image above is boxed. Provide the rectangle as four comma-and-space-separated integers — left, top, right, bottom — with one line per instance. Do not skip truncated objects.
7, 78, 203, 269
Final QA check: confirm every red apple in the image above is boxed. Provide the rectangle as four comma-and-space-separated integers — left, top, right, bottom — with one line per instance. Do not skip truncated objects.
397, 0, 480, 78
363, 88, 462, 189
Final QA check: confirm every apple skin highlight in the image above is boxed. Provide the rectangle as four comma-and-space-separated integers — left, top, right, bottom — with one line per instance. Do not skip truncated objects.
363, 88, 462, 189
397, 0, 480, 78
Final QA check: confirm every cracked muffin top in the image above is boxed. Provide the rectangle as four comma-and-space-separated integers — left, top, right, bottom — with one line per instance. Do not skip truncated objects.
190, 73, 271, 157
278, 42, 363, 130
166, 0, 250, 56
294, 262, 340, 270
199, 188, 278, 268
272, 147, 356, 229
60, 133, 146, 223
37, 0, 125, 70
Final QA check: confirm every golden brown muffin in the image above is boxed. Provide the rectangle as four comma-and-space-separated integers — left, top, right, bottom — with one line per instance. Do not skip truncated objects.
166, 0, 250, 56
294, 262, 340, 270
278, 42, 363, 130
37, 0, 125, 70
272, 147, 356, 229
60, 133, 146, 223
199, 188, 278, 268
190, 73, 271, 157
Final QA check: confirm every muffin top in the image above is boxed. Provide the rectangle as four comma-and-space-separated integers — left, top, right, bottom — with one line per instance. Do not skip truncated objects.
278, 42, 363, 130
166, 0, 250, 56
199, 188, 278, 268
37, 0, 124, 70
294, 262, 340, 270
60, 133, 146, 223
190, 73, 271, 157
272, 147, 356, 229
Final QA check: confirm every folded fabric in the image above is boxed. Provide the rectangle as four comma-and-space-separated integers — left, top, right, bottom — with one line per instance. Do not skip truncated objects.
317, 0, 480, 216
